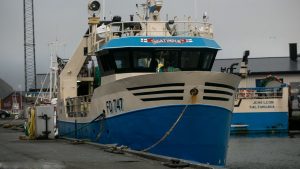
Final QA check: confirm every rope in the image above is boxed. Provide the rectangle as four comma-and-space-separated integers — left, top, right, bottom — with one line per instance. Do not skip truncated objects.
34, 72, 49, 106
28, 108, 36, 139
95, 115, 106, 141
142, 104, 189, 152
60, 102, 190, 152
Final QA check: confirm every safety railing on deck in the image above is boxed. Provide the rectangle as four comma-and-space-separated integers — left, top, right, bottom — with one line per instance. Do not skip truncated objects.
96, 21, 213, 41
235, 87, 284, 99
66, 95, 92, 117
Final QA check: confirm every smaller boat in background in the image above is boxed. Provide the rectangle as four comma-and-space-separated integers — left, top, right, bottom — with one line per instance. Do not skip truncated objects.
232, 76, 289, 134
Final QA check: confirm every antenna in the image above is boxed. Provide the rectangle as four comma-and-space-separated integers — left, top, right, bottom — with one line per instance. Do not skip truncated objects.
135, 1, 148, 21
48, 40, 65, 99
23, 0, 37, 92
102, 0, 105, 20
194, 0, 197, 20
203, 12, 208, 23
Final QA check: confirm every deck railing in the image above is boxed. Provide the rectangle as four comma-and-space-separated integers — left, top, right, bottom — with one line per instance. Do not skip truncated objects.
235, 87, 284, 99
96, 21, 213, 41
66, 95, 92, 117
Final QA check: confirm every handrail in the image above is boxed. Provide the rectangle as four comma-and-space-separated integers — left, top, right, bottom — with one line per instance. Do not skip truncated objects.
66, 95, 92, 117
235, 87, 284, 99
96, 21, 213, 42
238, 87, 284, 90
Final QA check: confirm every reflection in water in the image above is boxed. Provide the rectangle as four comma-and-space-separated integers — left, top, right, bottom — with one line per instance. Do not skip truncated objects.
227, 133, 300, 169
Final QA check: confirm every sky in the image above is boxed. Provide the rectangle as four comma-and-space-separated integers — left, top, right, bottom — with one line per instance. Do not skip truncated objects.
0, 0, 300, 90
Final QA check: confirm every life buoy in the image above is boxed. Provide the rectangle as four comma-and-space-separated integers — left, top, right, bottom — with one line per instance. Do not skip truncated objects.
240, 90, 251, 98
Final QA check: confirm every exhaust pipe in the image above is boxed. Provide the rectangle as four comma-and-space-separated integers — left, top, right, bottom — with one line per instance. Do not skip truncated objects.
289, 43, 298, 62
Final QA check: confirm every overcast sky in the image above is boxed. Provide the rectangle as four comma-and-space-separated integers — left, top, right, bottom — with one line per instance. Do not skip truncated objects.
0, 0, 300, 90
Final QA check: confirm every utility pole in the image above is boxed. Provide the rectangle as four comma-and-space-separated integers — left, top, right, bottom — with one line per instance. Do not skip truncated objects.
23, 0, 37, 92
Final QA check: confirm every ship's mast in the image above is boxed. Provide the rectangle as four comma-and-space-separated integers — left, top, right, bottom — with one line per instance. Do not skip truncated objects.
48, 41, 64, 100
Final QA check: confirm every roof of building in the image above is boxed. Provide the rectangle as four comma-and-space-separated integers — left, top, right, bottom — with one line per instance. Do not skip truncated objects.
212, 57, 300, 75
0, 79, 13, 99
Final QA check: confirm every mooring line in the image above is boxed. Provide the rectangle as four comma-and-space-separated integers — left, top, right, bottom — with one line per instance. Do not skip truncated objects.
142, 104, 189, 152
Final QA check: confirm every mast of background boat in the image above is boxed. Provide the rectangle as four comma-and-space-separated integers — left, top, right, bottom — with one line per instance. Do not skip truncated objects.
49, 43, 54, 100
48, 40, 65, 101
49, 41, 57, 100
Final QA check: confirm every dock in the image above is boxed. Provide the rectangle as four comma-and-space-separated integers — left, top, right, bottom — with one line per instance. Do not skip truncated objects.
0, 119, 214, 169
0, 126, 168, 169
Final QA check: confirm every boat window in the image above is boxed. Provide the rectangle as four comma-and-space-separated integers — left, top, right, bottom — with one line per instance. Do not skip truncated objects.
154, 50, 180, 72
99, 53, 115, 72
133, 51, 152, 69
97, 48, 217, 76
181, 51, 200, 69
114, 51, 130, 69
200, 52, 215, 70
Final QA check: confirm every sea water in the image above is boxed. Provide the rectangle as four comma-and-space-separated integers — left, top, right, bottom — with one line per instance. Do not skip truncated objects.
227, 133, 300, 169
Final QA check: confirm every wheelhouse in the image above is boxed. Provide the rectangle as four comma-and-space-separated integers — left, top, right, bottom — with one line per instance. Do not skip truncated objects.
97, 47, 218, 76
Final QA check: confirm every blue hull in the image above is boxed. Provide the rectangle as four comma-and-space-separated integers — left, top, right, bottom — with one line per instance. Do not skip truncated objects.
231, 112, 289, 133
58, 104, 232, 166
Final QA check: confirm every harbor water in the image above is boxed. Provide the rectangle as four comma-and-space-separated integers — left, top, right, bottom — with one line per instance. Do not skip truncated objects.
227, 133, 300, 169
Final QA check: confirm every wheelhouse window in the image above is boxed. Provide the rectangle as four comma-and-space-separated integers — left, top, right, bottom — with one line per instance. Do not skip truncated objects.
97, 48, 217, 76
133, 51, 152, 69
114, 51, 130, 69
200, 52, 215, 70
154, 50, 179, 69
181, 51, 201, 69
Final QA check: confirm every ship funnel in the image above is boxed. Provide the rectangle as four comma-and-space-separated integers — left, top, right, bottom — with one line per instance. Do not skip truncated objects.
289, 43, 298, 62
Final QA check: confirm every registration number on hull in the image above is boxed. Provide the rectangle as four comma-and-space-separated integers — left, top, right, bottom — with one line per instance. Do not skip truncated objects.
106, 98, 123, 114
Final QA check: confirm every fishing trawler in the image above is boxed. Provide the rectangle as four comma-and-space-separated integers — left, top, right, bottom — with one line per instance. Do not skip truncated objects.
232, 76, 289, 133
57, 0, 240, 166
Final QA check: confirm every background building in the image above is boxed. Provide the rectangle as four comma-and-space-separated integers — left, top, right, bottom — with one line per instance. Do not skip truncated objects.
213, 44, 300, 111
0, 78, 14, 110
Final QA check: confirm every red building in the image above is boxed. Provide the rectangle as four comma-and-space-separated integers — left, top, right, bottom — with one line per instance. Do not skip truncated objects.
1, 92, 24, 112
0, 78, 14, 110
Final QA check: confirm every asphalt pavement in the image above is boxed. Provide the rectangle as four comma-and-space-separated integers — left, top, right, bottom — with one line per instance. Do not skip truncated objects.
0, 121, 171, 169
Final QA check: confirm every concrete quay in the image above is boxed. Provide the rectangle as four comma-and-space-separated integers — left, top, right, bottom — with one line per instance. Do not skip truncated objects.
0, 127, 171, 169
0, 119, 214, 169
